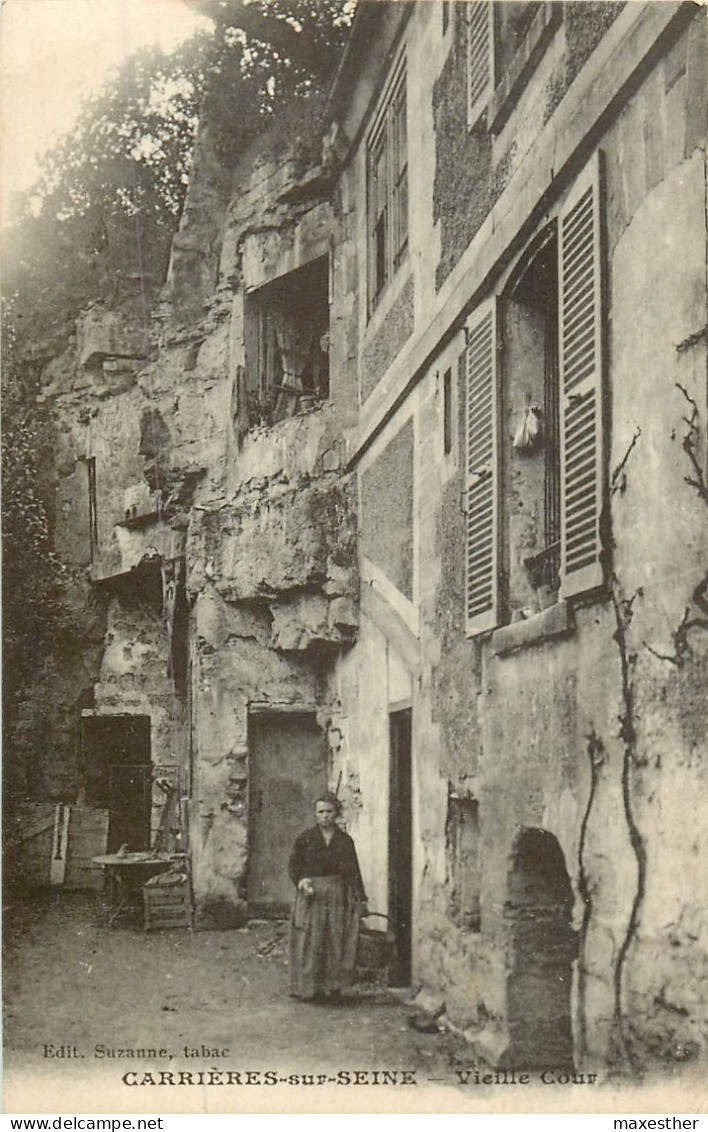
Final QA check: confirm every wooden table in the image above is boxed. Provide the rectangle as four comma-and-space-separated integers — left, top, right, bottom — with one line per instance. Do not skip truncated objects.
92, 853, 173, 928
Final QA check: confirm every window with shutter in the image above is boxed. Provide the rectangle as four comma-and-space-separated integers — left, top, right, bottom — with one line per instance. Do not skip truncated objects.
467, 2, 494, 129
367, 59, 408, 314
501, 227, 560, 617
558, 152, 606, 599
465, 298, 500, 635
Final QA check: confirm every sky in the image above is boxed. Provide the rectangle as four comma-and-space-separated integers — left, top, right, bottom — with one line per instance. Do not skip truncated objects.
0, 0, 211, 222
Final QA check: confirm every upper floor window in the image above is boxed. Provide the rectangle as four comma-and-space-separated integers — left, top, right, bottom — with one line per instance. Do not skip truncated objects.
244, 256, 330, 426
367, 58, 408, 314
466, 2, 557, 131
466, 2, 494, 128
496, 2, 544, 74
463, 153, 606, 635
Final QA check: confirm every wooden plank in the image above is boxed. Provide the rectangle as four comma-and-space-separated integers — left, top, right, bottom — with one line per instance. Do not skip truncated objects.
64, 807, 110, 891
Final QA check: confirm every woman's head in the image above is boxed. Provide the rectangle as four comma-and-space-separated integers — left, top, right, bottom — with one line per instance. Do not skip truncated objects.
314, 792, 341, 828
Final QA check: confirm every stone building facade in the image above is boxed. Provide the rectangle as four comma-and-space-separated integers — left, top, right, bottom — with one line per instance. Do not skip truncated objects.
24, 1, 707, 1076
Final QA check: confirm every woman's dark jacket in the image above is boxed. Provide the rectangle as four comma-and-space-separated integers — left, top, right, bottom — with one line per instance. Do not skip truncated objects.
288, 826, 367, 900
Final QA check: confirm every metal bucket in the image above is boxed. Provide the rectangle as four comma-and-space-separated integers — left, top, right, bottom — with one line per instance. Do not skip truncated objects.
356, 912, 397, 986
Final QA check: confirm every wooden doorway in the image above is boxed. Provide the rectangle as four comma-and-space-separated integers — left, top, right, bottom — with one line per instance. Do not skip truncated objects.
247, 712, 328, 917
82, 714, 152, 852
389, 708, 413, 986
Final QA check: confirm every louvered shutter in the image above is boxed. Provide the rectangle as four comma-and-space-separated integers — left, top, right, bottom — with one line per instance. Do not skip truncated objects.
558, 152, 606, 599
465, 298, 500, 635
467, 2, 494, 128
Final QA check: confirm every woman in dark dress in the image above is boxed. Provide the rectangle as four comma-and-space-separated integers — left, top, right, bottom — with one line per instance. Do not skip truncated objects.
288, 792, 367, 1001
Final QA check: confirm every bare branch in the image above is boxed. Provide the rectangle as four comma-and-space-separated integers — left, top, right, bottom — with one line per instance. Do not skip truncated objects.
676, 326, 708, 354
610, 427, 641, 498
645, 577, 708, 668
676, 383, 708, 505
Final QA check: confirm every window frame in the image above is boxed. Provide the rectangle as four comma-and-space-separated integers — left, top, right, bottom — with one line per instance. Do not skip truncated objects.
366, 54, 409, 317
463, 152, 607, 639
466, 1, 495, 131
244, 255, 331, 424
466, 2, 562, 134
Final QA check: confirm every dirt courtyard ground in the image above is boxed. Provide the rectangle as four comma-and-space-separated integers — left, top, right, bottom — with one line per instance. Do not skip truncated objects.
3, 892, 465, 1113
6, 894, 697, 1115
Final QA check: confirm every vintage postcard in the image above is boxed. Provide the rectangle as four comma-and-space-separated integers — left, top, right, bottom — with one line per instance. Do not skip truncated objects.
2, 0, 707, 1117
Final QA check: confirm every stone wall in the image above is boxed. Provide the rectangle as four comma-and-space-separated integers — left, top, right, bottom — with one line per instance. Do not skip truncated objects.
324, 1, 707, 1075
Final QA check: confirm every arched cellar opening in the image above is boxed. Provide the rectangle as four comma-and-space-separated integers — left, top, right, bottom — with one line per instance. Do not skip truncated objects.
505, 828, 577, 1068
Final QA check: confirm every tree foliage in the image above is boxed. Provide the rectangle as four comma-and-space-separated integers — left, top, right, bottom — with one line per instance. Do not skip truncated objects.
4, 1, 353, 343
1, 301, 72, 752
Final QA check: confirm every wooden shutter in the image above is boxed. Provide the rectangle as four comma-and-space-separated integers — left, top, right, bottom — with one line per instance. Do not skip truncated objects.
467, 2, 494, 128
465, 298, 500, 635
558, 152, 606, 599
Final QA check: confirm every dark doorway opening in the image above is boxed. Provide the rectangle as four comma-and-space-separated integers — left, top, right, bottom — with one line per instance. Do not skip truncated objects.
247, 712, 328, 918
505, 828, 577, 1068
82, 715, 152, 853
389, 708, 412, 986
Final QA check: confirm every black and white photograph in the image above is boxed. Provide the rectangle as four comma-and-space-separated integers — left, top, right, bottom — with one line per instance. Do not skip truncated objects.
2, 0, 707, 1117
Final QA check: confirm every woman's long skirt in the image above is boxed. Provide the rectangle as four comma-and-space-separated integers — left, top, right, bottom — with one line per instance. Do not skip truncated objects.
289, 876, 360, 999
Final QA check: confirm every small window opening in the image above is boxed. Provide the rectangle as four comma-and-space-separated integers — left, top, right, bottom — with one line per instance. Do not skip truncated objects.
443, 367, 453, 456
504, 230, 560, 616
245, 256, 330, 426
447, 795, 481, 932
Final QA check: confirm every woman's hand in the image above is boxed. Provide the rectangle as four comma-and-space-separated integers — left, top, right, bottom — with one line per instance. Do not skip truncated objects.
298, 877, 315, 896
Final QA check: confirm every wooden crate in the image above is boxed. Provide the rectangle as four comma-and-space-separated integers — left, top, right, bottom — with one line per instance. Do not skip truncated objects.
143, 880, 190, 930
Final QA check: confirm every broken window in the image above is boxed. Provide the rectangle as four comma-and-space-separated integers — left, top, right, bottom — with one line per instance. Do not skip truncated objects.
447, 796, 481, 932
367, 57, 408, 313
245, 256, 330, 425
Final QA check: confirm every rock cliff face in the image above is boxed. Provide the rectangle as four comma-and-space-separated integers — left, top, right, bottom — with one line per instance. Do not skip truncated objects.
20, 84, 358, 924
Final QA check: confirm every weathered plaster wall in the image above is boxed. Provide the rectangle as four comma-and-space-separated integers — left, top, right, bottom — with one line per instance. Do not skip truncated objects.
329, 606, 416, 922
323, 4, 707, 1075
398, 12, 708, 1073
360, 418, 414, 601
360, 276, 415, 403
